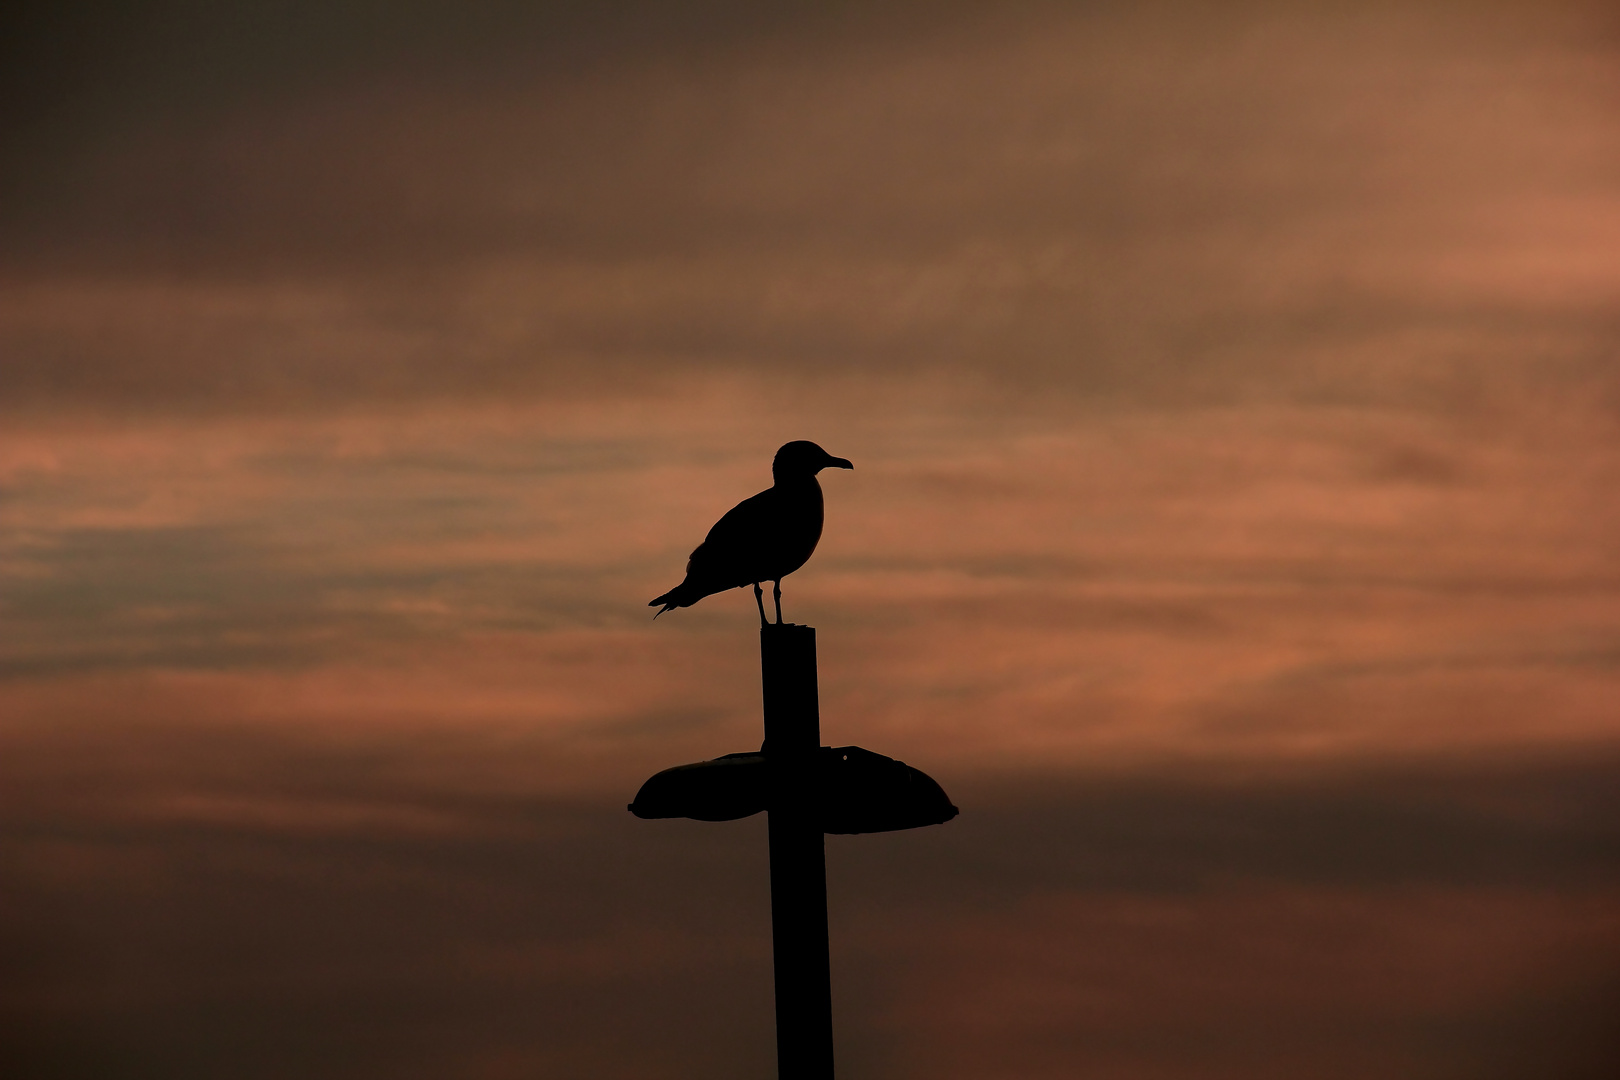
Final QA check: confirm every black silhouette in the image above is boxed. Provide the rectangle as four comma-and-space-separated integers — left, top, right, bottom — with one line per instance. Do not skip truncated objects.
630, 623, 958, 1080
757, 626, 834, 1080
649, 441, 853, 626
636, 456, 956, 1079
629, 746, 958, 832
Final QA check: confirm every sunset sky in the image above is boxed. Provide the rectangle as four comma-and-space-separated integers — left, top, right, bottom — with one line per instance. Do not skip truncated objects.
3, 2, 1618, 1077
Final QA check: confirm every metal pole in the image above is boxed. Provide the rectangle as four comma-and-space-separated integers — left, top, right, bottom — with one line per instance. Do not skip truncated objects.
761, 623, 834, 1080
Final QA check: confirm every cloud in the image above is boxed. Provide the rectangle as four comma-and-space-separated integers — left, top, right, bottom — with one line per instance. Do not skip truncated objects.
3, 6, 1618, 1076
3, 383, 1617, 764
3, 717, 1617, 1078
1, 1, 1616, 413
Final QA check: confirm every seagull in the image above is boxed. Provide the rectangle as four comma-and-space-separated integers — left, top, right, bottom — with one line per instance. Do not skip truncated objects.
650, 441, 854, 626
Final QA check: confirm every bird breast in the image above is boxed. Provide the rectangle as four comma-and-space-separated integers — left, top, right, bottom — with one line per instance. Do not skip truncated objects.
766, 479, 824, 578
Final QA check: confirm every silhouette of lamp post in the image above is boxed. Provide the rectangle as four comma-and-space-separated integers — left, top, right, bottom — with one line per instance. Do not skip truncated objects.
630, 622, 958, 1080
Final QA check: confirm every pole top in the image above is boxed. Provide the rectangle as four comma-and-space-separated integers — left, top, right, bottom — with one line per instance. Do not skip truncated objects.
761, 622, 816, 639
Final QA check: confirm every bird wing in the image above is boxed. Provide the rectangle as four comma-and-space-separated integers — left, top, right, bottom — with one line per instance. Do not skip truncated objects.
648, 475, 829, 614
685, 487, 780, 587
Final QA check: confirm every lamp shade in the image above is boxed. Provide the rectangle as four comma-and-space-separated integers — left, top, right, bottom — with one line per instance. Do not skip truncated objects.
629, 746, 958, 833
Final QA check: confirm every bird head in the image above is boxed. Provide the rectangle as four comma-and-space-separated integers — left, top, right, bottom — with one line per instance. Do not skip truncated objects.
773, 441, 854, 480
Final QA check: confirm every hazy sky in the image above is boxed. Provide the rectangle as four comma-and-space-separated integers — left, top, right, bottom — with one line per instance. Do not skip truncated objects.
3, 3, 1618, 1078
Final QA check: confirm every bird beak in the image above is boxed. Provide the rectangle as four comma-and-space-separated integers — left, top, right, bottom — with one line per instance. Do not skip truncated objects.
826, 456, 854, 470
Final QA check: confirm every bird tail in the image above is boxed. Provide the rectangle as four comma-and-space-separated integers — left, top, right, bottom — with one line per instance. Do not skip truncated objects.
648, 581, 702, 618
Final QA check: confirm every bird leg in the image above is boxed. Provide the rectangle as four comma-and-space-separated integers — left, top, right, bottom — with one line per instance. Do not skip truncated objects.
772, 580, 783, 625
753, 583, 768, 628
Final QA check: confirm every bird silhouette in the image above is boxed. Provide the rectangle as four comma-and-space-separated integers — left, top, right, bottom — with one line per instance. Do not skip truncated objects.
650, 441, 854, 626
